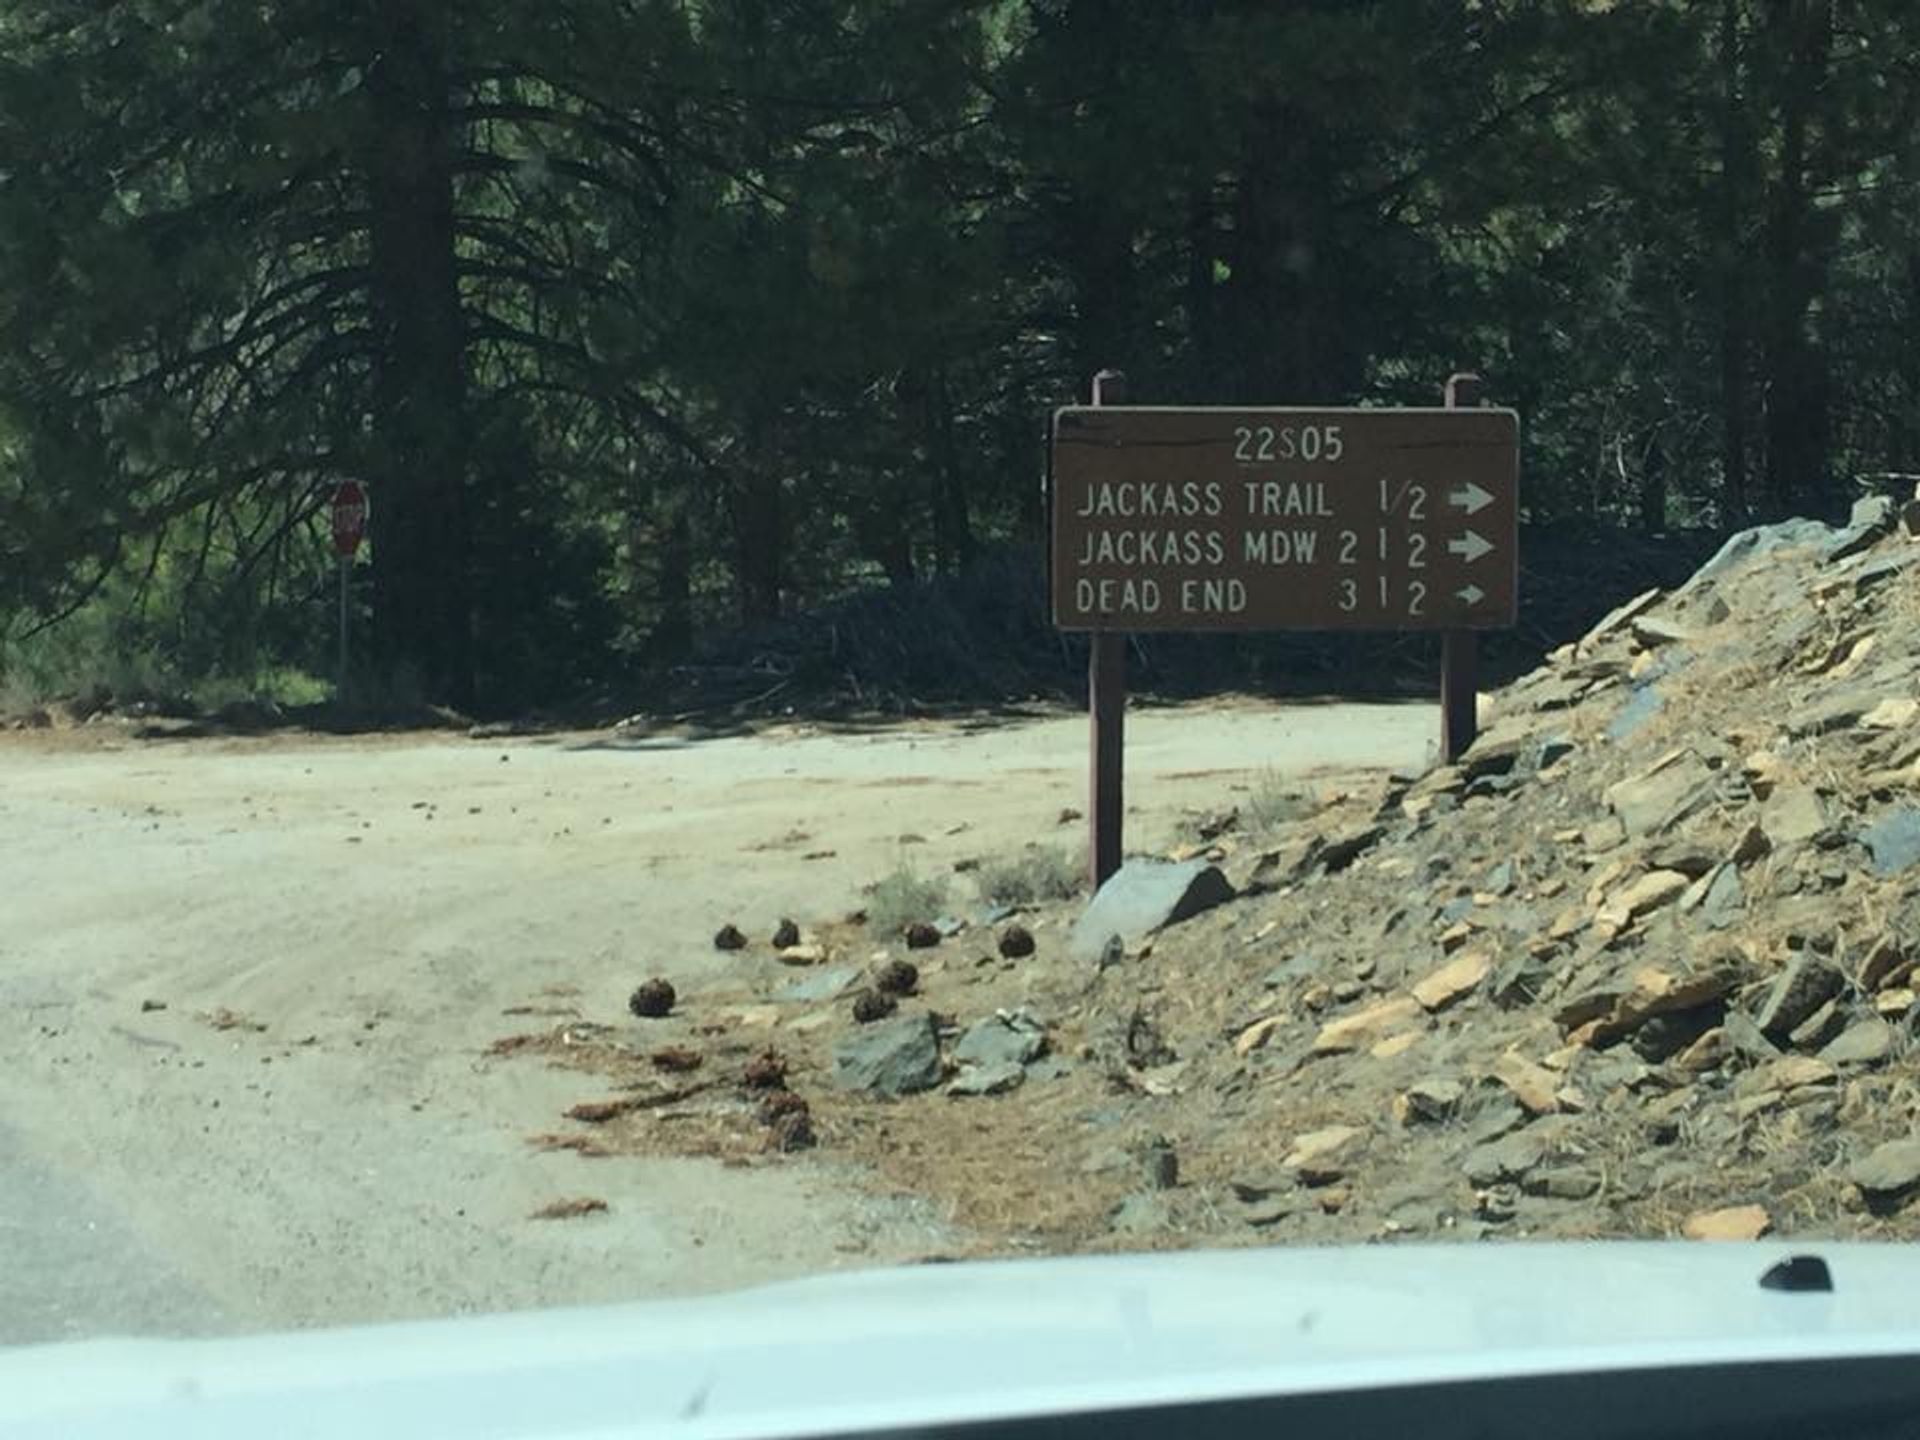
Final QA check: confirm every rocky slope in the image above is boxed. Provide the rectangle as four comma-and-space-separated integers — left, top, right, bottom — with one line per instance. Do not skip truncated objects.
494, 494, 1920, 1252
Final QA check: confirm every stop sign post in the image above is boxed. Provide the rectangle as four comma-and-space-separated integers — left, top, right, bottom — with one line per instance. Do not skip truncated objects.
330, 482, 367, 693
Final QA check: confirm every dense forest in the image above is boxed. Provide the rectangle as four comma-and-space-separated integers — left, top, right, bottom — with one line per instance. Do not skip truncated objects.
2, 1, 1917, 712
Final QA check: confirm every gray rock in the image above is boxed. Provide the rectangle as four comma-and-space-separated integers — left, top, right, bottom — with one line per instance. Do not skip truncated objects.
1862, 808, 1920, 876
1823, 494, 1897, 563
1025, 1057, 1075, 1083
1068, 859, 1235, 961
947, 1060, 1025, 1097
1755, 953, 1845, 1040
1463, 1101, 1528, 1145
1822, 1018, 1894, 1067
831, 1013, 941, 1096
1787, 998, 1846, 1050
1699, 864, 1744, 929
1762, 787, 1831, 847
1484, 861, 1516, 896
773, 966, 861, 1004
1723, 1008, 1781, 1060
1522, 1167, 1600, 1200
1108, 1193, 1173, 1235
1534, 735, 1577, 770
1682, 519, 1840, 592
1463, 1129, 1547, 1186
1605, 752, 1714, 837
1850, 1139, 1920, 1200
1607, 684, 1665, 741
953, 1010, 1048, 1068
1784, 687, 1884, 739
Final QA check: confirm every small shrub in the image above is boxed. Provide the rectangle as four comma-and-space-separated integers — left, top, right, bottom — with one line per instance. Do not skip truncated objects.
867, 862, 950, 936
1244, 769, 1313, 834
974, 844, 1083, 907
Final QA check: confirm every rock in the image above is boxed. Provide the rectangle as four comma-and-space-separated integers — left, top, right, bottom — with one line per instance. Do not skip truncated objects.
767, 1108, 816, 1152
948, 1061, 1025, 1097
777, 943, 827, 966
1761, 787, 1829, 846
1108, 1193, 1172, 1234
874, 958, 919, 995
1143, 1137, 1179, 1190
1605, 750, 1714, 837
1860, 936, 1915, 992
1821, 1018, 1894, 1066
1607, 684, 1665, 741
770, 918, 801, 948
1523, 1167, 1600, 1200
140, 998, 167, 1013
773, 966, 861, 1003
1682, 518, 1839, 591
1394, 1078, 1465, 1125
1672, 1026, 1732, 1074
1578, 586, 1664, 647
1850, 1139, 1920, 1204
954, 1010, 1048, 1068
1877, 987, 1917, 1017
1862, 698, 1920, 730
1862, 807, 1920, 876
1729, 824, 1771, 867
1744, 1055, 1837, 1094
744, 1050, 789, 1089
1630, 614, 1694, 648
1696, 864, 1744, 928
1754, 953, 1844, 1039
1284, 1125, 1365, 1185
1463, 1129, 1547, 1185
1310, 995, 1424, 1055
1068, 859, 1235, 962
1410, 951, 1492, 1011
1232, 1015, 1285, 1056
832, 1013, 941, 1096
1484, 860, 1517, 895
1491, 1053, 1562, 1116
650, 1046, 702, 1073
1683, 1204, 1772, 1241
1823, 494, 1897, 562
1784, 687, 1883, 738
903, 922, 941, 949
1787, 998, 1845, 1050
997, 924, 1036, 959
1595, 869, 1690, 933
627, 978, 675, 1018
851, 989, 898, 1023
713, 924, 748, 951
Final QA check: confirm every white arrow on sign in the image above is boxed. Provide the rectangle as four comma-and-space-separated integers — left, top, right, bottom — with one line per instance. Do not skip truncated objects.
1448, 530, 1494, 563
1457, 584, 1485, 606
1449, 481, 1494, 515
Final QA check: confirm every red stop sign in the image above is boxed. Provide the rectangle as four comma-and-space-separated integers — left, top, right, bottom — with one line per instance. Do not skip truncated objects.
331, 481, 367, 557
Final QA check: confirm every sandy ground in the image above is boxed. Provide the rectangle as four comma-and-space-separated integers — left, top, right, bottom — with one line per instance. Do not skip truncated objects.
0, 699, 1433, 1344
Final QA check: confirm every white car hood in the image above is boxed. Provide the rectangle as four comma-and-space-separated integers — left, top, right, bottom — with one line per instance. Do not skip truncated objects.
1, 1242, 1915, 1439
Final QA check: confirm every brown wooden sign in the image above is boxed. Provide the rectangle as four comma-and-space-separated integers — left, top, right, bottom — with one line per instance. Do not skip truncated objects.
1050, 407, 1519, 632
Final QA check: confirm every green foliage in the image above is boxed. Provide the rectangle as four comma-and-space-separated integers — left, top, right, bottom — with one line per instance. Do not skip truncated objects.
4, 0, 1919, 708
866, 861, 951, 935
1243, 770, 1314, 836
974, 845, 1083, 907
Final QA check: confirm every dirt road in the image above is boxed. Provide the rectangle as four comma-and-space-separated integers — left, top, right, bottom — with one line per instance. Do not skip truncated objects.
0, 699, 1433, 1343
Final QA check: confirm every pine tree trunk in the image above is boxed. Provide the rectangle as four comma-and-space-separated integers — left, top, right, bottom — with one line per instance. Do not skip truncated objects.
1759, 0, 1835, 518
361, 0, 474, 706
1717, 0, 1752, 523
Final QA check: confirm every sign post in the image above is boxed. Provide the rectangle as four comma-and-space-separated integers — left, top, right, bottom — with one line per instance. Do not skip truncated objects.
1049, 389, 1519, 876
1087, 370, 1127, 891
1440, 373, 1485, 762
330, 480, 368, 694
